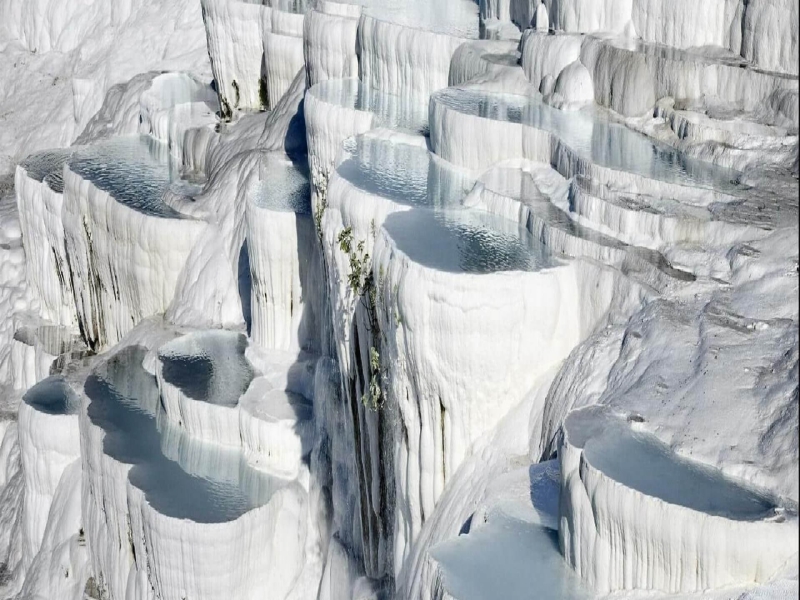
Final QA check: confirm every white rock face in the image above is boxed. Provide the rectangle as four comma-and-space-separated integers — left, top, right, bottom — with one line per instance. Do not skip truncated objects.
17, 377, 81, 571
14, 151, 77, 328
2, 0, 798, 597
200, 0, 266, 115
303, 9, 359, 87
357, 15, 469, 100
262, 11, 306, 110
370, 213, 638, 575
138, 72, 219, 161
520, 31, 582, 93
0, 0, 210, 175
559, 406, 799, 593
201, 0, 307, 114
542, 0, 633, 34
61, 142, 206, 350
80, 339, 312, 600
737, 0, 799, 74
448, 40, 529, 93
550, 60, 595, 110
246, 157, 323, 353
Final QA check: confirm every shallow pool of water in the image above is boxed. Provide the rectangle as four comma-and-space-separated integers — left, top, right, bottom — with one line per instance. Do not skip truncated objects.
20, 149, 73, 192
86, 346, 282, 522
68, 136, 189, 219
337, 136, 474, 207
23, 376, 79, 416
433, 89, 743, 193
159, 332, 255, 407
251, 159, 310, 213
567, 409, 779, 521
431, 462, 591, 600
383, 209, 555, 274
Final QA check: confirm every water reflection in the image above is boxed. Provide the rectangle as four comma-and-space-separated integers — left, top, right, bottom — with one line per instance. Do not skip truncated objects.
85, 346, 284, 523
433, 89, 743, 192
159, 332, 255, 407
310, 79, 429, 134
336, 136, 474, 207
23, 376, 80, 416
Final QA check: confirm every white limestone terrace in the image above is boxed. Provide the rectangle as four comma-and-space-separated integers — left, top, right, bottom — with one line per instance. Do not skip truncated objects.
82, 344, 307, 599
581, 34, 799, 119
66, 135, 192, 219
307, 0, 481, 100
429, 461, 592, 600
0, 0, 798, 596
353, 0, 480, 39
496, 0, 799, 75
518, 30, 799, 122
308, 79, 429, 135
201, 0, 308, 115
138, 72, 220, 164
474, 163, 697, 290
381, 209, 555, 274
334, 135, 475, 210
15, 148, 78, 327
10, 317, 88, 391
156, 330, 255, 445
304, 79, 430, 214
17, 150, 73, 193
62, 135, 207, 350
16, 375, 82, 584
565, 174, 768, 250
239, 378, 314, 478
87, 345, 278, 522
319, 125, 659, 582
559, 405, 799, 593
430, 87, 745, 195
246, 156, 324, 353
12, 322, 83, 362
311, 0, 479, 37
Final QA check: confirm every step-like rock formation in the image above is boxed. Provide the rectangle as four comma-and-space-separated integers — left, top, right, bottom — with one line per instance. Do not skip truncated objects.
1, 0, 797, 598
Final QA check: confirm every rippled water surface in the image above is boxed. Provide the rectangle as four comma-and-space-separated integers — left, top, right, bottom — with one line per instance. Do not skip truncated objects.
337, 136, 474, 207
159, 332, 255, 407
251, 159, 311, 213
20, 149, 73, 192
68, 136, 188, 219
383, 209, 554, 273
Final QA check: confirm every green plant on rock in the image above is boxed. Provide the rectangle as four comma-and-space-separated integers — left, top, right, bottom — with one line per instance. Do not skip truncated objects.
338, 227, 371, 298
338, 226, 386, 410
364, 345, 382, 410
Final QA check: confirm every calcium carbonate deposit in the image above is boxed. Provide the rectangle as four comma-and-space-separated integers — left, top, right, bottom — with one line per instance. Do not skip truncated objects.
0, 0, 797, 599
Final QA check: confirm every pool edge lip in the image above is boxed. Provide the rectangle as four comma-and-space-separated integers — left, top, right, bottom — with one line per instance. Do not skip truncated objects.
562, 404, 791, 522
